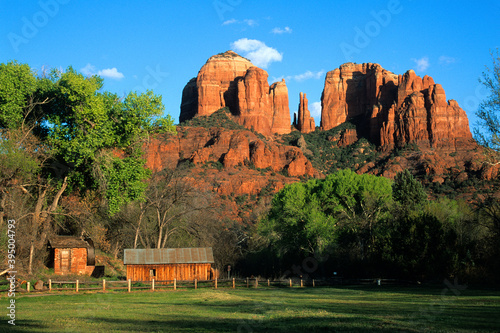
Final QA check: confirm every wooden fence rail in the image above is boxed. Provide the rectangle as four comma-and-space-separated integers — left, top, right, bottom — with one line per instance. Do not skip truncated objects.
25, 277, 404, 294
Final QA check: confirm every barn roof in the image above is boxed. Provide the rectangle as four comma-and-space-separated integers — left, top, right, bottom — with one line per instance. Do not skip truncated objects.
123, 248, 214, 265
48, 236, 90, 249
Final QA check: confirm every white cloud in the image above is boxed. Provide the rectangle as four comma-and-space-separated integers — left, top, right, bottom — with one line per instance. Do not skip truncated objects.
412, 57, 430, 72
222, 18, 257, 27
80, 63, 96, 76
222, 18, 238, 25
293, 70, 325, 82
439, 55, 457, 65
80, 63, 124, 80
231, 38, 283, 68
244, 19, 257, 27
98, 68, 124, 80
271, 26, 292, 34
310, 102, 322, 118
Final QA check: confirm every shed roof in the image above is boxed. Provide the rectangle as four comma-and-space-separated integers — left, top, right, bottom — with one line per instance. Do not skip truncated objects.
48, 236, 90, 249
123, 248, 214, 265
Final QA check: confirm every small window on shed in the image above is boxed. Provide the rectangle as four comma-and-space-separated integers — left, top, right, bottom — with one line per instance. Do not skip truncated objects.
150, 269, 156, 277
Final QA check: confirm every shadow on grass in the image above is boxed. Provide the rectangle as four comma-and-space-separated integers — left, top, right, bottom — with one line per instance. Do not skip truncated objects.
78, 315, 414, 333
0, 320, 48, 333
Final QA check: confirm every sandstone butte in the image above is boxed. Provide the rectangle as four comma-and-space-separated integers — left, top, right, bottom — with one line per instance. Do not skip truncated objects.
180, 50, 291, 136
320, 62, 474, 151
295, 92, 315, 134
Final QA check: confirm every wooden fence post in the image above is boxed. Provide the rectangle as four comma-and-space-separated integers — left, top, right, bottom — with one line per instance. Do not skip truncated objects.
232, 278, 235, 289
300, 279, 303, 288
103, 279, 106, 292
215, 278, 217, 289
268, 279, 270, 287
174, 279, 177, 291
128, 279, 131, 293
76, 280, 79, 293
246, 278, 249, 288
195, 279, 197, 290
289, 279, 292, 288
255, 278, 258, 288
49, 279, 52, 292
152, 279, 155, 291
313, 279, 315, 287
27, 282, 30, 293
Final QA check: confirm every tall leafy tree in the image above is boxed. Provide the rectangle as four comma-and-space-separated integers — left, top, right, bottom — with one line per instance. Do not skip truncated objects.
0, 61, 38, 129
0, 61, 176, 274
392, 169, 427, 211
40, 67, 176, 215
260, 169, 393, 262
475, 48, 500, 155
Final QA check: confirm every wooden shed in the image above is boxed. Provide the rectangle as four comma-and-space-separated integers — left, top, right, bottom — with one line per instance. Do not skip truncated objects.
124, 248, 215, 282
47, 236, 96, 276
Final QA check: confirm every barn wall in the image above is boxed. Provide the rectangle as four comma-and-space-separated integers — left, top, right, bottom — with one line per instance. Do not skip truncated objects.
126, 263, 213, 281
54, 248, 94, 275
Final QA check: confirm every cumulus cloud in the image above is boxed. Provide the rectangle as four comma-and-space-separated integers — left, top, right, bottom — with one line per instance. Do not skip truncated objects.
439, 55, 457, 65
231, 38, 283, 68
80, 63, 124, 80
244, 19, 258, 27
98, 68, 125, 80
310, 101, 322, 118
222, 18, 238, 25
222, 18, 257, 27
271, 26, 292, 34
412, 57, 430, 72
293, 70, 325, 82
80, 63, 96, 76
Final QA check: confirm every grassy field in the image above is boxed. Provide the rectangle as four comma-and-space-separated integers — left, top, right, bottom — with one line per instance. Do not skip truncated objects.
1, 285, 499, 332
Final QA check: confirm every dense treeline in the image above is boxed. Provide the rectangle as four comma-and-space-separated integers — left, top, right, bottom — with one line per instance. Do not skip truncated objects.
241, 169, 500, 284
0, 61, 240, 275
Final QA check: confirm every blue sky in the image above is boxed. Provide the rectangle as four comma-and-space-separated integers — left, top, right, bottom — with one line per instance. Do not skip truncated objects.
1, 0, 499, 129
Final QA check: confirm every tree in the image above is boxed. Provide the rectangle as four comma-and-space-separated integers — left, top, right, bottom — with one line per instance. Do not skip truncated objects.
0, 61, 176, 274
0, 62, 66, 274
40, 67, 176, 215
475, 48, 500, 156
0, 61, 38, 129
392, 169, 427, 211
260, 180, 335, 258
259, 169, 393, 265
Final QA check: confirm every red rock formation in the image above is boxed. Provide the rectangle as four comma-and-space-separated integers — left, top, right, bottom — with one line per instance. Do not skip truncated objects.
321, 62, 473, 149
296, 92, 315, 134
235, 67, 291, 136
236, 67, 273, 136
270, 79, 292, 134
196, 51, 253, 117
338, 128, 358, 147
143, 127, 314, 177
321, 63, 398, 132
180, 51, 291, 136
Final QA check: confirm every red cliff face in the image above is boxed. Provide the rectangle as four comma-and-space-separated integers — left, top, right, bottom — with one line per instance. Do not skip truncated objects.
196, 51, 253, 117
180, 51, 291, 136
320, 63, 473, 149
143, 127, 314, 178
296, 92, 315, 134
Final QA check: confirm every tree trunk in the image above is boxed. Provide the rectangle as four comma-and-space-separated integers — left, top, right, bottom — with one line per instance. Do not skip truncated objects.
156, 209, 163, 249
28, 242, 34, 275
29, 187, 47, 275
134, 210, 145, 249
0, 189, 5, 228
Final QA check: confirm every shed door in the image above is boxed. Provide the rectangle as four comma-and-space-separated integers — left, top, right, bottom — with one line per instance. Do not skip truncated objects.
60, 249, 70, 273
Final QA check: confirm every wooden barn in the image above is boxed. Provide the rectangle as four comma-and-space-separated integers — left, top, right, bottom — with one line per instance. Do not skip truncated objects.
123, 248, 215, 282
47, 236, 97, 275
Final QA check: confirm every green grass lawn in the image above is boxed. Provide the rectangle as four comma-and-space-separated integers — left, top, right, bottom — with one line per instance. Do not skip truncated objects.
2, 285, 500, 332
